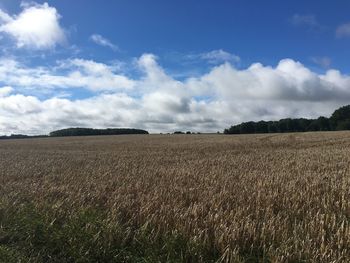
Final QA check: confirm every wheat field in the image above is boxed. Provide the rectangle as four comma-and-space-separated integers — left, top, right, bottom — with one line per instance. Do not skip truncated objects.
1, 132, 350, 262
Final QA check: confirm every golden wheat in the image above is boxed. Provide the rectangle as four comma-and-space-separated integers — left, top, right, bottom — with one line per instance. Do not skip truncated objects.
1, 132, 350, 262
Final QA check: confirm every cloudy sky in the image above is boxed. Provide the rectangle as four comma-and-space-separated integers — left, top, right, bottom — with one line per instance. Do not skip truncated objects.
0, 1, 350, 134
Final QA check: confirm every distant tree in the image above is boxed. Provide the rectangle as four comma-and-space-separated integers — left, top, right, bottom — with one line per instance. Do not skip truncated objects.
277, 119, 292, 133
335, 120, 350, 131
174, 131, 184, 134
308, 117, 330, 131
255, 121, 268, 133
224, 105, 350, 134
297, 118, 312, 132
330, 105, 350, 130
318, 117, 330, 131
225, 125, 240, 134
0, 134, 48, 140
308, 120, 320, 131
330, 105, 350, 122
267, 122, 278, 133
50, 128, 149, 137
240, 122, 256, 134
186, 131, 191, 134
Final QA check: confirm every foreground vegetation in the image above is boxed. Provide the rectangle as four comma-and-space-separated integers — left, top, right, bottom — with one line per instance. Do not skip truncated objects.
1, 133, 350, 262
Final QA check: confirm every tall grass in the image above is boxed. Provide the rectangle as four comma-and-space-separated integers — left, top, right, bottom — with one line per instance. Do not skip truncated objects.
1, 132, 350, 262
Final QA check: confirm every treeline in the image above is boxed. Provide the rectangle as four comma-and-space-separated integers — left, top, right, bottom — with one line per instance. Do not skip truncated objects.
224, 105, 350, 134
49, 128, 149, 137
0, 134, 48, 140
174, 131, 194, 134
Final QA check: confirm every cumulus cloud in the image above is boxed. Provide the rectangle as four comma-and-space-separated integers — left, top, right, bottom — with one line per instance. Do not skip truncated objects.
0, 86, 13, 97
0, 58, 135, 92
143, 92, 190, 114
193, 59, 349, 102
0, 9, 12, 23
1, 54, 350, 134
90, 34, 118, 51
0, 2, 66, 49
336, 23, 350, 38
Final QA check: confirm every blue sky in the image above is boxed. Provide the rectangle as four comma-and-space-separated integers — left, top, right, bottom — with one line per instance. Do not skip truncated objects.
0, 1, 350, 134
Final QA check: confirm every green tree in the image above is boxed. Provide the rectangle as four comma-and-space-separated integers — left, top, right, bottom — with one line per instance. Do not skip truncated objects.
330, 105, 350, 130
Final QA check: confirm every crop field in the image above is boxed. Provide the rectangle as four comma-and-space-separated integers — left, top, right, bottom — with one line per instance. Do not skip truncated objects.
1, 132, 350, 262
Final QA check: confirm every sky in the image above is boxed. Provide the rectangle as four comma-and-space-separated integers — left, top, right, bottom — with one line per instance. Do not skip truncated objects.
0, 1, 350, 134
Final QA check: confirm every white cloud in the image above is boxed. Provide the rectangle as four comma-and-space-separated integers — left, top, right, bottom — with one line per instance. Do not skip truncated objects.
0, 94, 42, 115
0, 58, 135, 92
143, 92, 190, 114
0, 2, 66, 49
1, 54, 350, 134
90, 34, 118, 51
0, 86, 13, 97
185, 50, 240, 65
192, 59, 350, 102
200, 49, 240, 64
0, 9, 12, 23
310, 56, 331, 68
336, 23, 350, 38
138, 53, 177, 87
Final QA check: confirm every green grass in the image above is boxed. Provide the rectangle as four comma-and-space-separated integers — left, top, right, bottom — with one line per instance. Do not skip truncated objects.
0, 244, 29, 263
0, 200, 275, 262
0, 201, 223, 263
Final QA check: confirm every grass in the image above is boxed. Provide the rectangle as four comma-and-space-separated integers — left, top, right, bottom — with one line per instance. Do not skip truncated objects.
1, 132, 350, 262
0, 200, 221, 262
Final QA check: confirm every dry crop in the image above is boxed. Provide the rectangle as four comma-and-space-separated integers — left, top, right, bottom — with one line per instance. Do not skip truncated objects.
1, 132, 350, 262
